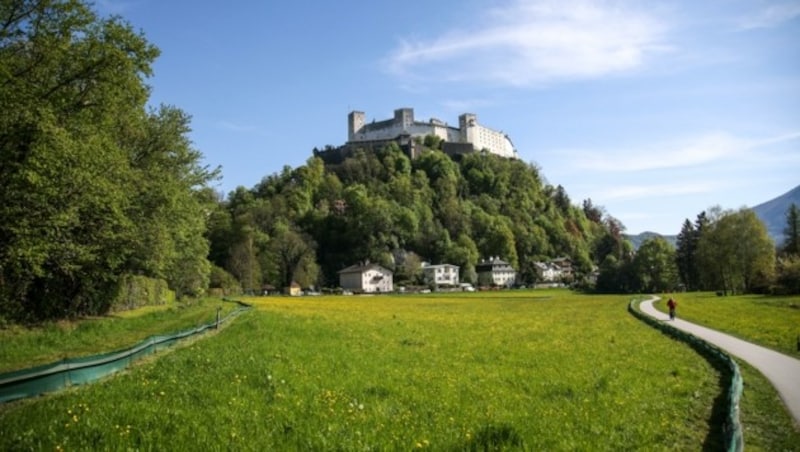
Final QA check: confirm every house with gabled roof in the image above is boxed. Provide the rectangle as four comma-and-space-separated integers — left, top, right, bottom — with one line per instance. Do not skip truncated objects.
475, 257, 516, 287
534, 257, 574, 283
338, 261, 393, 293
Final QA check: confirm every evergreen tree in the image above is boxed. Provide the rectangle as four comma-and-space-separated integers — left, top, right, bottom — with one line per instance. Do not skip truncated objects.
782, 203, 800, 256
675, 214, 706, 291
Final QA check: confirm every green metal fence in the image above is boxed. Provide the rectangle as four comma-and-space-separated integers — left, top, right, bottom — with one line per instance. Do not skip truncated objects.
628, 299, 744, 452
0, 300, 251, 404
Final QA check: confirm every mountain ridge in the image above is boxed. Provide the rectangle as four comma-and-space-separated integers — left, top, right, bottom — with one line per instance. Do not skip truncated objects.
751, 184, 800, 244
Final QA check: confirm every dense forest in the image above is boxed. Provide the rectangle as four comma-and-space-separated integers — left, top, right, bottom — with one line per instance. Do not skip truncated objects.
2, 0, 797, 323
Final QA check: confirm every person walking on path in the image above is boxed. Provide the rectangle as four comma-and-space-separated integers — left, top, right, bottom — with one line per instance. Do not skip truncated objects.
639, 296, 800, 426
666, 297, 677, 320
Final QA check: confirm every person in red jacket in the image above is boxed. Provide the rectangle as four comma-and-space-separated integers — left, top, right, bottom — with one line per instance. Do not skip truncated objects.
667, 297, 677, 320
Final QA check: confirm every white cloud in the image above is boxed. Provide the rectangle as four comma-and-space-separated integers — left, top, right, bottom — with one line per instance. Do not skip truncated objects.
565, 131, 799, 173
595, 181, 716, 201
384, 0, 670, 86
738, 2, 800, 30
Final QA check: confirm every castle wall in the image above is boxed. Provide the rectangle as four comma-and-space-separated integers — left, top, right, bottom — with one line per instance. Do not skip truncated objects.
347, 108, 517, 159
470, 125, 516, 158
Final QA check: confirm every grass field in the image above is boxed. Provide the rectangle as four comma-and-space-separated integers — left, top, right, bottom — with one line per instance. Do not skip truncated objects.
1, 291, 798, 450
653, 292, 800, 358
0, 298, 240, 373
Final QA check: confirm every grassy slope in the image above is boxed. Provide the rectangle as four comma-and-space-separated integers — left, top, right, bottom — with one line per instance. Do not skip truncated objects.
0, 299, 239, 373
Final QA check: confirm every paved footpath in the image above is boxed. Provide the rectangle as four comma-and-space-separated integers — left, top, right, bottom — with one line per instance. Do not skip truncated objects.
640, 297, 800, 426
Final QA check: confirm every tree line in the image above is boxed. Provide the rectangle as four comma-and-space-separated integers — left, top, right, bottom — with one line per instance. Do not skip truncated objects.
595, 204, 800, 295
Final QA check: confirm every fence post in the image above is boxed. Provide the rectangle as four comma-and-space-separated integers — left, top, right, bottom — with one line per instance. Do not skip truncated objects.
216, 307, 222, 329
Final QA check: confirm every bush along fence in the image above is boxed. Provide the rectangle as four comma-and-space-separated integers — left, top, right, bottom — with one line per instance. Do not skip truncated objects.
628, 299, 744, 452
0, 299, 252, 404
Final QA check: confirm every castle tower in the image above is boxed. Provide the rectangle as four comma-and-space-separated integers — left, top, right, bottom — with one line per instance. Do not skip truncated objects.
459, 113, 477, 144
348, 110, 365, 142
394, 108, 414, 131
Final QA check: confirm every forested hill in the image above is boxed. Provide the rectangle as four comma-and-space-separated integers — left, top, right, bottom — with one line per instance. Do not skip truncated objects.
206, 141, 626, 290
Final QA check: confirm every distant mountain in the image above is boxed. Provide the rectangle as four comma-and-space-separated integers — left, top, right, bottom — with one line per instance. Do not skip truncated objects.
752, 184, 800, 245
625, 185, 800, 250
624, 231, 677, 250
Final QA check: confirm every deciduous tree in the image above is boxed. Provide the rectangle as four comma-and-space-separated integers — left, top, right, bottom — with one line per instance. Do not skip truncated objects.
697, 207, 775, 294
633, 237, 679, 293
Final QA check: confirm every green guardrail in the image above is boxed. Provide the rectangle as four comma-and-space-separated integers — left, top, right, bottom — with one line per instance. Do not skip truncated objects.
0, 300, 252, 404
628, 299, 743, 452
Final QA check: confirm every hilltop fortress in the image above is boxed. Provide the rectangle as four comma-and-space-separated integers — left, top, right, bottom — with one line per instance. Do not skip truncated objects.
315, 108, 518, 164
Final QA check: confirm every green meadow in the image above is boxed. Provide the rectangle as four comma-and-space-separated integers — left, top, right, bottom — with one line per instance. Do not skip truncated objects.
654, 293, 800, 358
0, 299, 239, 373
1, 291, 798, 450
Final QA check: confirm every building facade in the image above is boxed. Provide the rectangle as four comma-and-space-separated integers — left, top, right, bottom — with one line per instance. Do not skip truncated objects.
422, 263, 460, 287
475, 257, 517, 287
338, 262, 394, 293
347, 108, 517, 159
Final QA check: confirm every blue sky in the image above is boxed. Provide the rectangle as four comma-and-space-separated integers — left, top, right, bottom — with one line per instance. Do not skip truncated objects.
98, 0, 799, 235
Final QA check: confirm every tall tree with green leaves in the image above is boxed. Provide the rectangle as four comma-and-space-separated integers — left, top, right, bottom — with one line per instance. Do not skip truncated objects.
782, 203, 800, 256
265, 222, 318, 289
0, 0, 216, 319
0, 0, 156, 319
675, 219, 695, 290
633, 237, 679, 293
697, 207, 775, 294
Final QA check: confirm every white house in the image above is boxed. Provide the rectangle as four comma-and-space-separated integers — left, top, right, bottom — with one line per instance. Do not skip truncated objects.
338, 262, 393, 293
422, 263, 460, 287
534, 262, 560, 282
534, 257, 574, 283
475, 257, 516, 287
